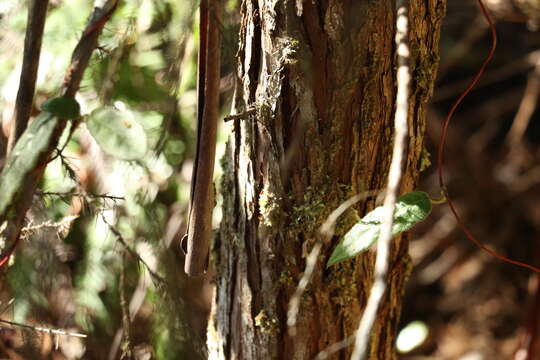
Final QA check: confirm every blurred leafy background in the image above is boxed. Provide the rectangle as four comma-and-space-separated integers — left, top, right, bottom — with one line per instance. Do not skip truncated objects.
0, 0, 238, 358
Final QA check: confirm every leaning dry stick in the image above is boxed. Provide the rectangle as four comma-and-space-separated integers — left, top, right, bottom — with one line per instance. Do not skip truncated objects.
182, 0, 221, 276
350, 1, 411, 359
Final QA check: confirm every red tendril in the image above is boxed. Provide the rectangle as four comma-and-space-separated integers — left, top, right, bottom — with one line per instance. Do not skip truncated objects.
437, 0, 540, 275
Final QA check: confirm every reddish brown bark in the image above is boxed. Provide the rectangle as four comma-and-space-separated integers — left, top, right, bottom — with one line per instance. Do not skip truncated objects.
208, 1, 445, 359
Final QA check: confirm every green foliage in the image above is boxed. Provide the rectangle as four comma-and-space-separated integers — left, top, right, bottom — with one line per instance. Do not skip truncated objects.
0, 96, 79, 216
0, 0, 242, 357
0, 110, 59, 215
41, 96, 80, 118
0, 95, 80, 214
74, 216, 118, 334
87, 106, 148, 160
327, 192, 432, 267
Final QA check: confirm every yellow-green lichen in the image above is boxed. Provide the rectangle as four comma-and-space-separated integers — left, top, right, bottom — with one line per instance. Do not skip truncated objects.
254, 310, 279, 334
419, 146, 431, 173
413, 49, 440, 98
327, 261, 363, 319
289, 182, 363, 241
279, 269, 295, 286
258, 189, 283, 227
333, 207, 361, 237
289, 186, 329, 234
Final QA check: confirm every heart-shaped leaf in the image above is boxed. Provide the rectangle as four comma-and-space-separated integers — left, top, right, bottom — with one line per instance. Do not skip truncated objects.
327, 191, 432, 267
87, 106, 147, 160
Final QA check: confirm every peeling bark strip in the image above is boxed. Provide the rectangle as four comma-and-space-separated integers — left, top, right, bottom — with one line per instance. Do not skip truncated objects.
182, 0, 222, 276
208, 1, 446, 359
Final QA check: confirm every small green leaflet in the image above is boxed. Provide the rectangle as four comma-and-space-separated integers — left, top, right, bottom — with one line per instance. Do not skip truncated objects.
87, 106, 148, 161
41, 96, 80, 119
327, 191, 432, 267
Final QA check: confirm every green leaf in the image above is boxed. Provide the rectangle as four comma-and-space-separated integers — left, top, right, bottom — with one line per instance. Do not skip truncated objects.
41, 97, 80, 119
0, 112, 59, 215
327, 191, 432, 267
87, 106, 148, 160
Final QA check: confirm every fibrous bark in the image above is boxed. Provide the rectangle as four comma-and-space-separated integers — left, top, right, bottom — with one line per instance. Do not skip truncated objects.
209, 1, 445, 359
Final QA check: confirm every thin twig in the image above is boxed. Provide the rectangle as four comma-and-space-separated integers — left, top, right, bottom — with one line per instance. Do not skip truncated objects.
109, 255, 152, 360
350, 1, 410, 358
433, 49, 540, 103
0, 318, 87, 338
0, 299, 14, 316
101, 214, 166, 285
316, 334, 356, 360
223, 108, 256, 122
436, 13, 487, 79
119, 251, 133, 360
54, 118, 83, 161
287, 243, 321, 336
506, 62, 540, 147
437, 1, 540, 276
38, 191, 124, 201
20, 215, 78, 238
7, 0, 50, 155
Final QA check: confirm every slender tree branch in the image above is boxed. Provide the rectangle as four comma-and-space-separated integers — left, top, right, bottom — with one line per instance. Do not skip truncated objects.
101, 214, 166, 285
350, 1, 411, 359
287, 242, 321, 336
7, 0, 50, 155
109, 261, 152, 360
20, 215, 78, 239
38, 191, 124, 201
0, 318, 87, 338
119, 252, 134, 360
0, 0, 120, 267
62, 0, 119, 97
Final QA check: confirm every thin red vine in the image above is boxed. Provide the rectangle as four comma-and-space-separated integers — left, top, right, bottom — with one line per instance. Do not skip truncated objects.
437, 0, 540, 275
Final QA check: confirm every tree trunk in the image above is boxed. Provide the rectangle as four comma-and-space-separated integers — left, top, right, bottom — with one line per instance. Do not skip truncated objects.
208, 1, 445, 359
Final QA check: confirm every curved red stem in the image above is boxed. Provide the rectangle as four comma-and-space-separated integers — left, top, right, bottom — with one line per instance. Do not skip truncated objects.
437, 0, 540, 275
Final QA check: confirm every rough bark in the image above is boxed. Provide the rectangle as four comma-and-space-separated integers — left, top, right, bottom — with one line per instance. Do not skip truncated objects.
208, 1, 445, 359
